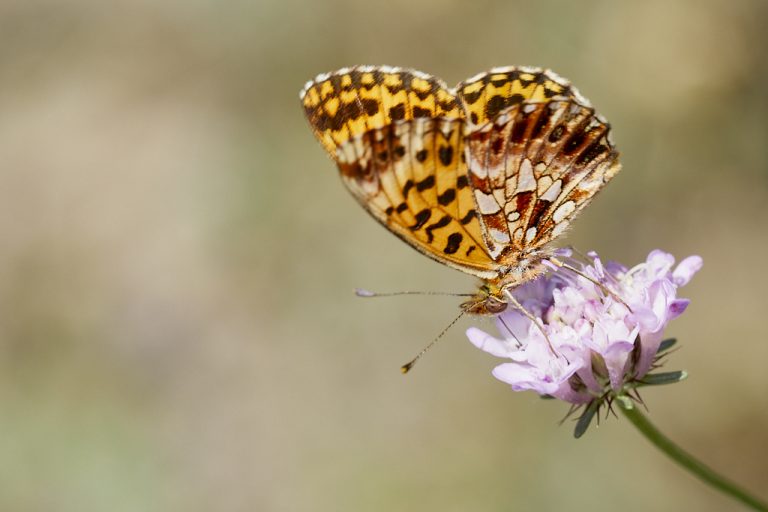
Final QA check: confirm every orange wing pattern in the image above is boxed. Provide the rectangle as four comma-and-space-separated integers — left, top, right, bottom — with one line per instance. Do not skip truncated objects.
301, 66, 460, 155
334, 117, 498, 278
456, 67, 585, 128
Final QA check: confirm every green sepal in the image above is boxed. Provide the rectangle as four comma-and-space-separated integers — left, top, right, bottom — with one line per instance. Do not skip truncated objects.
574, 399, 600, 439
657, 338, 677, 353
637, 370, 687, 386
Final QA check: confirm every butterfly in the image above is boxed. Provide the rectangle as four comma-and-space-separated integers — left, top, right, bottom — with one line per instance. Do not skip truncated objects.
300, 65, 620, 317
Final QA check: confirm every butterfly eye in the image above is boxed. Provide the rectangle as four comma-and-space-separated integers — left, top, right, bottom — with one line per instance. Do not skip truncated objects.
485, 296, 508, 314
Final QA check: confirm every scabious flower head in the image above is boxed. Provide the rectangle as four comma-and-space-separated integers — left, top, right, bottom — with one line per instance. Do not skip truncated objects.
467, 250, 702, 408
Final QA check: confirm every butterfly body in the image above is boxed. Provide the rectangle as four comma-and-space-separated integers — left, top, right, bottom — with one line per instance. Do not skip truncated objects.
301, 66, 620, 316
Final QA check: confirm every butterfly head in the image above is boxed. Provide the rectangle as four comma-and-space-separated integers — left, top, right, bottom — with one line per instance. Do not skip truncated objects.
460, 282, 508, 316
461, 252, 552, 316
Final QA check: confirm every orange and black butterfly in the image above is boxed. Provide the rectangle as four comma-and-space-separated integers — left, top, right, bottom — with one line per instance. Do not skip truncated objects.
301, 65, 620, 318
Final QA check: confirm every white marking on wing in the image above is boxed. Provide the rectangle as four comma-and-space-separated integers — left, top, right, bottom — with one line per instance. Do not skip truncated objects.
299, 80, 313, 98
540, 179, 562, 202
490, 228, 511, 243
543, 69, 569, 86
517, 159, 536, 192
475, 190, 501, 214
464, 71, 486, 84
553, 201, 576, 223
552, 221, 569, 237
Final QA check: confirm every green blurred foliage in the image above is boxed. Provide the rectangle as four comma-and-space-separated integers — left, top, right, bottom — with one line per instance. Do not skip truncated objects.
0, 0, 766, 510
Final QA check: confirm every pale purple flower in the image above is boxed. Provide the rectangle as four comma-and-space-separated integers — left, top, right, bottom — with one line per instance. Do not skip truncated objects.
467, 250, 702, 406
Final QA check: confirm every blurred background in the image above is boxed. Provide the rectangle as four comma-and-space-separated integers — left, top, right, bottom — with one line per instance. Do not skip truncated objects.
0, 0, 766, 510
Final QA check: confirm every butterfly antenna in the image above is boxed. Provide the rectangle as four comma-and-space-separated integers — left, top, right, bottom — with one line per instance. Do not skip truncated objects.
400, 310, 466, 374
355, 288, 474, 298
548, 257, 632, 311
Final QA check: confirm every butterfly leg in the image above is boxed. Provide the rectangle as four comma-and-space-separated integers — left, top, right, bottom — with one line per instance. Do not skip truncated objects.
548, 257, 632, 311
502, 289, 558, 356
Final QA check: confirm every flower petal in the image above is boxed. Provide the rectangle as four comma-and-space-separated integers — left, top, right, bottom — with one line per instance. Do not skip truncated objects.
466, 248, 699, 404
672, 255, 703, 286
466, 327, 516, 358
646, 250, 675, 274
668, 299, 690, 320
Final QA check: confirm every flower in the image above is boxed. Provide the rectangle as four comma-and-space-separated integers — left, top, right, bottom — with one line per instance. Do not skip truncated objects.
467, 250, 702, 407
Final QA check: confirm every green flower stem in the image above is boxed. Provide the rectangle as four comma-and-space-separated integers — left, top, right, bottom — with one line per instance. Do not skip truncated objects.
618, 399, 768, 511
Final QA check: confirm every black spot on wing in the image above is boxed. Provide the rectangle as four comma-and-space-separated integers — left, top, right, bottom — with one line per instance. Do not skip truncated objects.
416, 175, 436, 192
413, 106, 431, 118
460, 210, 475, 224
438, 145, 454, 166
565, 130, 586, 154
410, 209, 432, 230
361, 98, 379, 116
462, 89, 483, 105
485, 95, 505, 120
425, 215, 451, 243
444, 232, 463, 254
402, 179, 414, 197
389, 103, 406, 121
576, 142, 608, 165
437, 188, 456, 206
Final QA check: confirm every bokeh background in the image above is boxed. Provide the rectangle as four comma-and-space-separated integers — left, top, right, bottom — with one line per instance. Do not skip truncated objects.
1, 0, 766, 510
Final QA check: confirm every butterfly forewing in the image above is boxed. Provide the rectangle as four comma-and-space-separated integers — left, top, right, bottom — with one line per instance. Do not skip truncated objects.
335, 117, 498, 278
301, 66, 461, 155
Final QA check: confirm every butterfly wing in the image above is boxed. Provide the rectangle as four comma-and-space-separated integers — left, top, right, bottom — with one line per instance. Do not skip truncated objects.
457, 66, 583, 129
301, 66, 461, 155
456, 67, 621, 262
302, 66, 500, 279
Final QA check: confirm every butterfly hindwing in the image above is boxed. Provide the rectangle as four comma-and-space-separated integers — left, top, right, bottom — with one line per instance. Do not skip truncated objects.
465, 98, 620, 260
